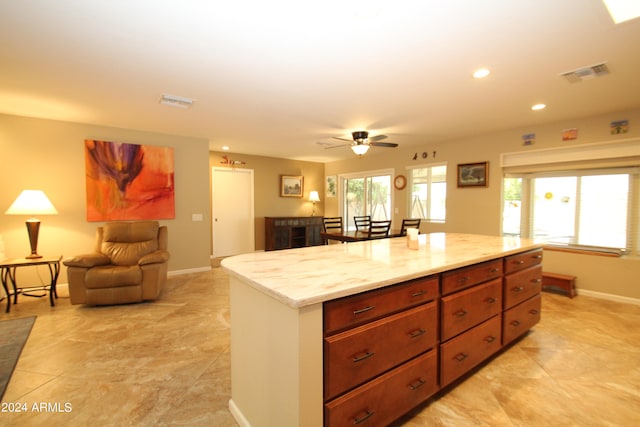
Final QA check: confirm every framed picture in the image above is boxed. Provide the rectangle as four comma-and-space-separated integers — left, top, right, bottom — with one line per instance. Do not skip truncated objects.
457, 162, 489, 188
326, 175, 336, 197
281, 175, 304, 197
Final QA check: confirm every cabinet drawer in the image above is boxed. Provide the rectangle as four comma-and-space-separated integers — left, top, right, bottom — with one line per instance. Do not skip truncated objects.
504, 249, 543, 274
324, 301, 438, 400
503, 294, 541, 346
324, 349, 438, 427
440, 315, 502, 387
441, 278, 502, 341
441, 259, 502, 295
324, 276, 439, 335
503, 265, 542, 309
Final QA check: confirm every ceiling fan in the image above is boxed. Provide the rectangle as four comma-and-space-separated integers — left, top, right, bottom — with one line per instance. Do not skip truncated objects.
328, 131, 398, 156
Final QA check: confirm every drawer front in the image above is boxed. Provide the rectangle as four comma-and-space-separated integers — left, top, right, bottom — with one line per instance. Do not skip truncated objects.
441, 278, 502, 342
324, 276, 439, 335
441, 259, 502, 295
440, 315, 502, 388
324, 302, 438, 400
504, 249, 543, 274
503, 265, 542, 309
324, 349, 438, 427
503, 294, 541, 346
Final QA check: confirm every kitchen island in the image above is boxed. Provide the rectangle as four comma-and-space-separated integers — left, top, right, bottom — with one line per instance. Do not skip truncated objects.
222, 233, 544, 427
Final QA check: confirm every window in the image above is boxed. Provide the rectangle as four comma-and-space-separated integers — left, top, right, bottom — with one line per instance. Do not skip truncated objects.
503, 169, 638, 253
409, 163, 447, 222
340, 170, 393, 230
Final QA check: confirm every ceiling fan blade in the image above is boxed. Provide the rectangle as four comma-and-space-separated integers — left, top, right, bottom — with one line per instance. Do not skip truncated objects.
332, 136, 353, 142
368, 134, 388, 142
370, 142, 398, 148
324, 143, 351, 150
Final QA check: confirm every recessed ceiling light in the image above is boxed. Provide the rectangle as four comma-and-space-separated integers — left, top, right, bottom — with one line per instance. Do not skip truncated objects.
473, 68, 490, 79
602, 0, 640, 24
222, 146, 230, 151
531, 103, 546, 111
159, 93, 195, 109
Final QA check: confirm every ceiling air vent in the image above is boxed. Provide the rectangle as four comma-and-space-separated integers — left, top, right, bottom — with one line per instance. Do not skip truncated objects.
159, 93, 195, 109
559, 62, 610, 83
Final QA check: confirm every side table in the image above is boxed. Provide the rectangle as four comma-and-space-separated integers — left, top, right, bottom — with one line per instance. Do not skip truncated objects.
0, 255, 62, 313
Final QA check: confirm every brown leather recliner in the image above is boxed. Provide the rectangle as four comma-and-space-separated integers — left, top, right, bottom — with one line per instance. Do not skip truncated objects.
63, 221, 169, 305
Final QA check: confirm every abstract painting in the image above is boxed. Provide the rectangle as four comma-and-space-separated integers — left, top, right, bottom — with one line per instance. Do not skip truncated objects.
85, 139, 175, 221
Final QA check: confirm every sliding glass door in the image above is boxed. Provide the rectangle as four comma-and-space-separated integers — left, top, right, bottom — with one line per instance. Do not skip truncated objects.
341, 169, 393, 230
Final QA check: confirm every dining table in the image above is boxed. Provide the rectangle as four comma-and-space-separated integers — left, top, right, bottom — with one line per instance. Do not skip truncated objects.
321, 229, 403, 243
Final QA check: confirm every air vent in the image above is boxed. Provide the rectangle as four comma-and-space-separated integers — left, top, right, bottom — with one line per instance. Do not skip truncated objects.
159, 93, 195, 109
559, 62, 610, 83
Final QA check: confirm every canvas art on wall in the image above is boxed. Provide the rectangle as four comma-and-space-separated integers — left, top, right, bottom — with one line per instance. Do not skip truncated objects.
85, 139, 175, 221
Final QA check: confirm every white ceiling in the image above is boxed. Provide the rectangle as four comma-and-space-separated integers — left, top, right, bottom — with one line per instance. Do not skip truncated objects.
1, 0, 640, 162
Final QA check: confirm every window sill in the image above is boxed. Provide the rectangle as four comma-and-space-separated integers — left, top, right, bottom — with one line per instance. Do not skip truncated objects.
544, 244, 623, 258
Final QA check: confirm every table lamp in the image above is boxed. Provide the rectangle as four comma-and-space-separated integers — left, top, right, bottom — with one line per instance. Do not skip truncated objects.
5, 190, 58, 259
309, 190, 320, 216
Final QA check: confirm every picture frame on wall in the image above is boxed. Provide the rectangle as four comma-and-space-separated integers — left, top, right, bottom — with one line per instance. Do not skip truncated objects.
281, 175, 304, 197
326, 175, 336, 197
457, 162, 489, 188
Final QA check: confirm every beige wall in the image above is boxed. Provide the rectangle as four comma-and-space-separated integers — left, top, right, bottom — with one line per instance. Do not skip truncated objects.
324, 109, 640, 302
209, 151, 325, 251
0, 113, 212, 286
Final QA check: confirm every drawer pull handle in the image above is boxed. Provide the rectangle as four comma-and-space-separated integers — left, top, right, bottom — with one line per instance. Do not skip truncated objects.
511, 320, 521, 327
353, 410, 375, 425
532, 278, 542, 284
490, 267, 500, 273
512, 286, 524, 292
454, 353, 468, 362
409, 328, 426, 338
353, 351, 375, 363
411, 290, 426, 298
529, 309, 539, 315
514, 260, 525, 264
485, 335, 496, 343
408, 378, 426, 390
533, 255, 542, 259
457, 277, 468, 284
353, 306, 375, 316
486, 297, 497, 304
455, 309, 468, 318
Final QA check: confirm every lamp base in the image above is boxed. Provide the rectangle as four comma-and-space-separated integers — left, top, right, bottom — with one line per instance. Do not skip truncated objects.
25, 220, 42, 260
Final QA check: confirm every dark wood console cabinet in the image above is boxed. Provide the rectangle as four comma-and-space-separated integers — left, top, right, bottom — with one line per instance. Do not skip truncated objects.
265, 216, 324, 251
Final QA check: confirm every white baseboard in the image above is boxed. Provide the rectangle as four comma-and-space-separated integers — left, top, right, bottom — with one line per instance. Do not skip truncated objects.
228, 399, 251, 427
577, 289, 640, 306
167, 266, 212, 276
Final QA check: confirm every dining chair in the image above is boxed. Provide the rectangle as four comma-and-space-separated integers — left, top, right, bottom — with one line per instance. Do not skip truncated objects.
322, 217, 343, 244
368, 220, 392, 238
354, 215, 371, 231
400, 218, 421, 235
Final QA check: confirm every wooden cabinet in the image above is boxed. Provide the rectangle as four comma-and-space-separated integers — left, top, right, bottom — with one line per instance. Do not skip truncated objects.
323, 275, 439, 426
264, 216, 323, 251
321, 250, 543, 425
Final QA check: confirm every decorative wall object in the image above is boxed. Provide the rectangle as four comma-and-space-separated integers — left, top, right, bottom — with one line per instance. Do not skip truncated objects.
457, 162, 489, 188
522, 133, 536, 146
326, 175, 336, 197
85, 139, 175, 221
280, 175, 303, 197
562, 128, 578, 141
610, 120, 629, 134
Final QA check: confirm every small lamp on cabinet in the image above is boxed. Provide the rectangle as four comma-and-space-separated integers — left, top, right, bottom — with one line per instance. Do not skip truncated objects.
309, 190, 320, 216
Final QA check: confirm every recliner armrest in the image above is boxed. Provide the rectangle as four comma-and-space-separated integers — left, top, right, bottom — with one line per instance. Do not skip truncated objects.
138, 250, 170, 266
63, 253, 111, 268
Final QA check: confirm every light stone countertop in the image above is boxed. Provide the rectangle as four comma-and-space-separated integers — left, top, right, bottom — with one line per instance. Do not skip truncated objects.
221, 233, 544, 309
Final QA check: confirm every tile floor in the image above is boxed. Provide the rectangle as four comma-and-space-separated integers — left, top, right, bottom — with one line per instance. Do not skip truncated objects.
1, 266, 639, 426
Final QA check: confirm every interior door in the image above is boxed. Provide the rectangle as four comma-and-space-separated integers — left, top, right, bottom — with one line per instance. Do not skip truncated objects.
212, 167, 255, 257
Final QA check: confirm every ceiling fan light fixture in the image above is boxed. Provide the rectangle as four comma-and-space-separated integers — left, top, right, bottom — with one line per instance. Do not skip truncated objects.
351, 144, 370, 156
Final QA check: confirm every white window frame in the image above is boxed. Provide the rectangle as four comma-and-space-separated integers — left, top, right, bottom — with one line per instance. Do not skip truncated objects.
407, 162, 447, 223
338, 168, 395, 230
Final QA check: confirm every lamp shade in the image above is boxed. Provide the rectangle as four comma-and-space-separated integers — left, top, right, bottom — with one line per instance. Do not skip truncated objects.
5, 190, 58, 216
309, 190, 320, 202
351, 144, 370, 156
